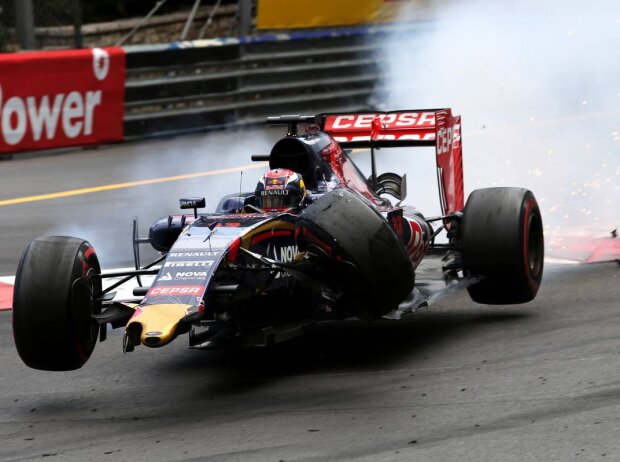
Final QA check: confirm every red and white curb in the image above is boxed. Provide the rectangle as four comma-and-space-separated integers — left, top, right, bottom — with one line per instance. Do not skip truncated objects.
0, 276, 14, 311
0, 270, 155, 311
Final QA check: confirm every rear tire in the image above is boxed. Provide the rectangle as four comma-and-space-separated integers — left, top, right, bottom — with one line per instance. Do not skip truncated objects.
13, 236, 101, 370
296, 189, 414, 319
461, 187, 544, 304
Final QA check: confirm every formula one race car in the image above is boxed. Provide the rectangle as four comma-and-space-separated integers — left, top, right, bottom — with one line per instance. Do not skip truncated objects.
13, 109, 544, 371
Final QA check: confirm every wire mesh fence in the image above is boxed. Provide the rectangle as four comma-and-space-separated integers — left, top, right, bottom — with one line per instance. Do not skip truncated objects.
0, 0, 245, 52
0, 0, 78, 51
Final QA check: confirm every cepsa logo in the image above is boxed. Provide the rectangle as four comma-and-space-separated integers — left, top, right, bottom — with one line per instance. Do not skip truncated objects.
325, 112, 436, 130
147, 286, 202, 297
323, 112, 436, 142
0, 47, 126, 153
436, 123, 461, 155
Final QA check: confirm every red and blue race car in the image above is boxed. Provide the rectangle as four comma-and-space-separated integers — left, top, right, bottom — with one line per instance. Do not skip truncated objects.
12, 109, 544, 371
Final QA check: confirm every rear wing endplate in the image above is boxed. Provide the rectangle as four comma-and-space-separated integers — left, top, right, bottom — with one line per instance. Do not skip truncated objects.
317, 109, 464, 215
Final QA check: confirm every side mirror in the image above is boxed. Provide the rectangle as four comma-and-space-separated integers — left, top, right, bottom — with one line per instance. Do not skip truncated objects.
179, 197, 205, 218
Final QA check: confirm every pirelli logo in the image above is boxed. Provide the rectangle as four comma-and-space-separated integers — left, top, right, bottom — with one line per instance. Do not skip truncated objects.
164, 261, 214, 268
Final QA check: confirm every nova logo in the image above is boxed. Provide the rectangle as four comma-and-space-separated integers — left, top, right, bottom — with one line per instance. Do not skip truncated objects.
270, 245, 299, 279
176, 271, 208, 278
279, 245, 298, 262
159, 271, 173, 281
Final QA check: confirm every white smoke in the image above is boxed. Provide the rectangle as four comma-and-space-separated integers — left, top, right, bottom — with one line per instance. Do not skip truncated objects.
374, 0, 620, 245
40, 127, 277, 270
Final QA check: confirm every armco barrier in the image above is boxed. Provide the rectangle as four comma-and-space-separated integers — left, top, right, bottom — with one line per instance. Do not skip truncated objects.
122, 22, 430, 139
0, 22, 429, 154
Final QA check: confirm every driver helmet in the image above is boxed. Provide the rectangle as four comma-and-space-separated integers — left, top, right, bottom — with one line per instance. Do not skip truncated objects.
255, 168, 307, 211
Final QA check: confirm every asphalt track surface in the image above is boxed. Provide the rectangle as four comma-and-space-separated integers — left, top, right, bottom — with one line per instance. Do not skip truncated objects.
2, 137, 620, 461
0, 262, 619, 461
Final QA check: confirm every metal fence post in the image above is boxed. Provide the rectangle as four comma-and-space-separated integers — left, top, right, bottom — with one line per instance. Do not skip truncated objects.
14, 0, 35, 50
73, 0, 83, 48
238, 0, 252, 37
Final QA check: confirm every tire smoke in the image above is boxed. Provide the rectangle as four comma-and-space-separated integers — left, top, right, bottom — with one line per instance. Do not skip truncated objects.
375, 0, 620, 246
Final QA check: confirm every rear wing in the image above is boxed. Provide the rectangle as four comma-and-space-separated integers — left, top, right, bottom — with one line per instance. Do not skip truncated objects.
318, 109, 464, 215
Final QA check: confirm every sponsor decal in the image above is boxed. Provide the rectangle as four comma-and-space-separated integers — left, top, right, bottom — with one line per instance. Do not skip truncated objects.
323, 112, 437, 143
159, 271, 173, 281
179, 198, 205, 208
164, 260, 214, 268
159, 270, 208, 282
453, 123, 461, 143
390, 214, 404, 237
324, 112, 436, 131
0, 47, 125, 154
173, 271, 208, 280
204, 213, 266, 220
269, 245, 299, 279
331, 133, 435, 142
403, 218, 427, 265
277, 245, 298, 263
168, 251, 220, 258
146, 285, 202, 296
436, 126, 453, 155
261, 189, 289, 196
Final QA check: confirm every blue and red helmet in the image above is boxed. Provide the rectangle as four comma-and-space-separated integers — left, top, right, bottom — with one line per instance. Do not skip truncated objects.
255, 168, 307, 211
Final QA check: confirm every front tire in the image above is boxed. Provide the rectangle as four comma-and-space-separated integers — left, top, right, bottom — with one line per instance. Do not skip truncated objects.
460, 188, 544, 304
13, 236, 101, 370
296, 189, 414, 319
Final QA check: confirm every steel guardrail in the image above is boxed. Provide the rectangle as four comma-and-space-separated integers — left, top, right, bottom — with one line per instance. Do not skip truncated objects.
122, 22, 431, 139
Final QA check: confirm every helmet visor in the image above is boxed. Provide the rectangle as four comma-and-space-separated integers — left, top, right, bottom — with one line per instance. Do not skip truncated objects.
261, 193, 298, 210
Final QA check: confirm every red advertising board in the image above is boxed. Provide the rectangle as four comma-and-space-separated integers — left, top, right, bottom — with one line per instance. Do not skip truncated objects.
0, 47, 125, 154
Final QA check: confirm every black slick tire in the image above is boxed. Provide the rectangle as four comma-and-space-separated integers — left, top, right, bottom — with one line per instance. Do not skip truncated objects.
296, 189, 414, 319
461, 187, 544, 304
12, 236, 102, 371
